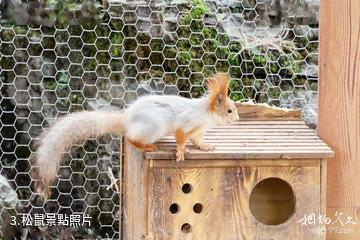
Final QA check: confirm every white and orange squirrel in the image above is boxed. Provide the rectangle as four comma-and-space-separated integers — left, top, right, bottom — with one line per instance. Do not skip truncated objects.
30, 73, 239, 197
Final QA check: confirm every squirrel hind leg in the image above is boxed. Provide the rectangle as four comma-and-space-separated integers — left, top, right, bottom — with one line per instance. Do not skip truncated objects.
127, 138, 158, 152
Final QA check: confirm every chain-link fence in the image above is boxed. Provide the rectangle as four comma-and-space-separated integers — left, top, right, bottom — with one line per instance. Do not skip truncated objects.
0, 0, 319, 239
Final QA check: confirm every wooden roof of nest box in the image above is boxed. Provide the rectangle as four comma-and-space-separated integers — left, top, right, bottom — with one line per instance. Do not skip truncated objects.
145, 102, 334, 161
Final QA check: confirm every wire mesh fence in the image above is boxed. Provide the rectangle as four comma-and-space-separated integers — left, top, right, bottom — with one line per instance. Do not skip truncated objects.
0, 0, 319, 239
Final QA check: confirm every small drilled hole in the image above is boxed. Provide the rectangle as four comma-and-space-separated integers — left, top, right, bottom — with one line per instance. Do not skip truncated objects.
193, 203, 203, 214
181, 223, 191, 233
182, 183, 192, 193
169, 203, 179, 214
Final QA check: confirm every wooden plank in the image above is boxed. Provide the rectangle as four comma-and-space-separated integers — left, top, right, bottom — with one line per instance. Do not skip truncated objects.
149, 166, 321, 239
160, 135, 322, 140
159, 136, 323, 140
157, 138, 325, 142
206, 128, 315, 134
122, 141, 150, 239
156, 142, 329, 147
213, 122, 309, 129
320, 159, 328, 234
201, 129, 315, 136
236, 101, 301, 120
158, 144, 329, 150
157, 138, 327, 143
229, 120, 305, 125
151, 118, 334, 161
150, 159, 322, 168
318, 0, 360, 239
146, 150, 334, 160
207, 127, 312, 131
119, 137, 124, 239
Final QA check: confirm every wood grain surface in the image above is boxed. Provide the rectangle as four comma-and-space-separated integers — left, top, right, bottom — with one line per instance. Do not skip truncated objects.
318, 0, 360, 239
123, 141, 150, 240
236, 101, 301, 120
149, 166, 322, 240
146, 121, 334, 160
123, 118, 332, 239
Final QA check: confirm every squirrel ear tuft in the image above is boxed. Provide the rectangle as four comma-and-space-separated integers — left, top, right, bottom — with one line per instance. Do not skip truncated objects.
207, 73, 229, 95
207, 73, 230, 111
217, 93, 226, 108
207, 77, 218, 94
214, 73, 229, 97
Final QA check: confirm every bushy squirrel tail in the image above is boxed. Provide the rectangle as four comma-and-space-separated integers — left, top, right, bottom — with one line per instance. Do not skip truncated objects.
30, 111, 124, 199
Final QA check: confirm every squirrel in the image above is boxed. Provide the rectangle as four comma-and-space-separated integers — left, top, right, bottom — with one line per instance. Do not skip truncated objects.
30, 73, 239, 198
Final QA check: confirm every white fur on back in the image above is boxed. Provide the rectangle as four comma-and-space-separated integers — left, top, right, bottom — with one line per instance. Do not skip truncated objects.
123, 95, 217, 143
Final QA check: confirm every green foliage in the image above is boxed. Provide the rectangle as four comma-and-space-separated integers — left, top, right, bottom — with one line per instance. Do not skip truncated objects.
190, 7, 208, 19
110, 46, 121, 57
230, 93, 243, 102
306, 42, 318, 52
253, 54, 267, 67
242, 77, 255, 86
216, 33, 230, 46
267, 62, 280, 74
57, 72, 70, 84
190, 0, 210, 19
190, 33, 204, 45
56, 99, 71, 111
228, 53, 240, 66
190, 60, 203, 72
177, 39, 191, 51
70, 92, 85, 105
215, 47, 230, 59
4, 0, 103, 27
182, 13, 192, 25
229, 79, 241, 91
215, 60, 230, 72
177, 52, 192, 65
163, 46, 177, 58
268, 87, 281, 99
203, 40, 217, 52
190, 86, 206, 98
203, 53, 217, 65
228, 41, 242, 52
203, 27, 217, 39
190, 20, 204, 32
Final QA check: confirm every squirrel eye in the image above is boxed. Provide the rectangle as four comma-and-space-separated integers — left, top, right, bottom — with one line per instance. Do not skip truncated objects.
227, 108, 232, 114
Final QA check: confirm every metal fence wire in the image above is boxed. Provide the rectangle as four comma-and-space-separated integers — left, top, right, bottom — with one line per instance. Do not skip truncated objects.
0, 0, 319, 239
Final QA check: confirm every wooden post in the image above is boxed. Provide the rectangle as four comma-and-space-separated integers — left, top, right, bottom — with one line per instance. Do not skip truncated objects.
122, 142, 150, 240
318, 0, 360, 239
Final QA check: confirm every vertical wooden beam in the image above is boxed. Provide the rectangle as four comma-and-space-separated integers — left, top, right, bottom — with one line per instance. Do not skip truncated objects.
122, 142, 150, 239
318, 0, 360, 239
320, 158, 328, 236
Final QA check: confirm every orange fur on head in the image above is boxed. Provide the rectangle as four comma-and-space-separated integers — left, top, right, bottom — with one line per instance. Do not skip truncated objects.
207, 73, 230, 111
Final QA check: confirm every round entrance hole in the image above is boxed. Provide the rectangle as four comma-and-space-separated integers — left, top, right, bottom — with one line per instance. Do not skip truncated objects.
169, 203, 179, 214
249, 177, 296, 225
193, 203, 203, 214
181, 223, 192, 233
182, 183, 192, 194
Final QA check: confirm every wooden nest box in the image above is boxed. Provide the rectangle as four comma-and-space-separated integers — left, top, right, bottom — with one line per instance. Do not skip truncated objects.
122, 102, 334, 240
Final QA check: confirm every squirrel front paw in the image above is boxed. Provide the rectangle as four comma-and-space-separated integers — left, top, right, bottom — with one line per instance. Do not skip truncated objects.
176, 150, 185, 162
198, 143, 215, 152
